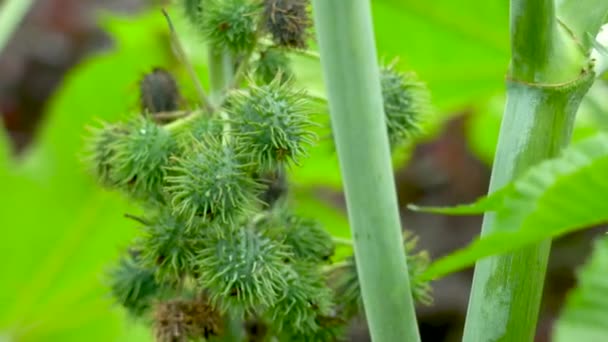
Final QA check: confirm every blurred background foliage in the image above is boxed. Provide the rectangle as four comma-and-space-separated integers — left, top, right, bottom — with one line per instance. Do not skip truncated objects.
0, 0, 606, 341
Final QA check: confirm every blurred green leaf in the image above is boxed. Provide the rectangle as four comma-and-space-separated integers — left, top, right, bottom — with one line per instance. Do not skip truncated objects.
409, 133, 608, 280
373, 0, 509, 112
290, 0, 512, 187
554, 234, 608, 342
0, 10, 172, 342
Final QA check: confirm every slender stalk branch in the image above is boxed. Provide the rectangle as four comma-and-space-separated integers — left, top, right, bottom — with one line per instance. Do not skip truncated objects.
306, 91, 328, 104
323, 260, 351, 274
311, 1, 420, 341
257, 37, 320, 60
332, 237, 353, 246
161, 9, 214, 114
0, 0, 34, 54
123, 213, 152, 226
292, 49, 321, 60
230, 54, 252, 90
163, 110, 203, 132
208, 49, 234, 106
152, 110, 191, 122
206, 45, 242, 339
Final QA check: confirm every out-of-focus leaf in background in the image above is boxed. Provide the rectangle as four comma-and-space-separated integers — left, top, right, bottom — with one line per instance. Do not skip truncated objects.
554, 234, 608, 342
410, 133, 608, 280
290, 0, 512, 189
0, 10, 171, 342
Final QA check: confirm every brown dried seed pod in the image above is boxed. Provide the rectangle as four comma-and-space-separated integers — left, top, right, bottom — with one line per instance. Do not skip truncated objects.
139, 68, 181, 115
154, 296, 224, 342
263, 0, 311, 49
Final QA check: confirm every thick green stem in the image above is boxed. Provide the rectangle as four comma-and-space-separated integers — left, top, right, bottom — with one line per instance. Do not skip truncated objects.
510, 0, 585, 83
0, 0, 34, 54
311, 1, 420, 342
463, 0, 595, 340
463, 76, 593, 342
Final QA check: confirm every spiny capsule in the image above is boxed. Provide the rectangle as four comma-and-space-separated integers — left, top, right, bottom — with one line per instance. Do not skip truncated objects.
85, 122, 129, 188
253, 48, 293, 84
154, 295, 224, 342
380, 63, 430, 147
196, 227, 292, 315
108, 251, 164, 317
180, 0, 203, 26
201, 0, 259, 54
137, 209, 210, 283
263, 0, 311, 49
259, 208, 334, 262
228, 77, 316, 171
329, 230, 432, 320
165, 137, 263, 227
266, 263, 334, 334
104, 117, 177, 202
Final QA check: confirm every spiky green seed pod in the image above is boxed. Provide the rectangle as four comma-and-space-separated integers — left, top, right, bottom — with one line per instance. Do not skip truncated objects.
263, 0, 311, 49
328, 260, 359, 320
330, 231, 432, 319
266, 263, 334, 334
201, 0, 259, 54
137, 210, 210, 283
165, 137, 263, 226
404, 233, 433, 305
196, 227, 291, 315
180, 0, 203, 26
154, 295, 224, 342
85, 122, 129, 188
106, 117, 177, 201
380, 63, 430, 146
228, 77, 316, 171
171, 115, 224, 151
108, 252, 165, 317
253, 48, 292, 84
259, 207, 334, 262
139, 68, 181, 115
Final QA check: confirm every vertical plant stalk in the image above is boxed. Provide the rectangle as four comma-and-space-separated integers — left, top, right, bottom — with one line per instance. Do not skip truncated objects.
208, 50, 234, 106
206, 46, 243, 341
463, 0, 594, 341
311, 1, 420, 341
0, 0, 34, 54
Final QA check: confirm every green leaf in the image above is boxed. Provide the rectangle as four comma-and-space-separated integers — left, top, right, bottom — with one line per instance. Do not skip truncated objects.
0, 10, 170, 342
554, 234, 608, 342
411, 133, 608, 280
289, 0, 512, 188
373, 0, 508, 111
